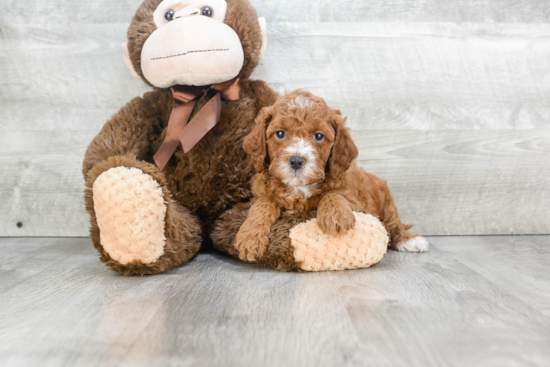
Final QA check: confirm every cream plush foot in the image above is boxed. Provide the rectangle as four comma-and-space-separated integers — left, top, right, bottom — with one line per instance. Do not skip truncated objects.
289, 212, 389, 272
92, 166, 167, 265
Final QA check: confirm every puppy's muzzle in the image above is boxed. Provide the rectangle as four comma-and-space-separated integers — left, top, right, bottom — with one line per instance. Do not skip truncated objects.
290, 156, 305, 171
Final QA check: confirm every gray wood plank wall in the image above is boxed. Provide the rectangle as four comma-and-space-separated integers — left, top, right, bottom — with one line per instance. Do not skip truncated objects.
0, 1, 549, 236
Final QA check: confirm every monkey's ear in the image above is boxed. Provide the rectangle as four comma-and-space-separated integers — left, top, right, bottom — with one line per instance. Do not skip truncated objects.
243, 106, 273, 173
122, 42, 140, 79
258, 17, 267, 59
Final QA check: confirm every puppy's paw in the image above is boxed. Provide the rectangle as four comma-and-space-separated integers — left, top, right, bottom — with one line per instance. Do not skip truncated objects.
317, 207, 356, 236
235, 232, 270, 263
394, 236, 429, 253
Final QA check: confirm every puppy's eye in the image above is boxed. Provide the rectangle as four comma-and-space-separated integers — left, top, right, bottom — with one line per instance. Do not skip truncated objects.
201, 6, 213, 17
276, 131, 286, 139
165, 10, 175, 21
314, 133, 324, 141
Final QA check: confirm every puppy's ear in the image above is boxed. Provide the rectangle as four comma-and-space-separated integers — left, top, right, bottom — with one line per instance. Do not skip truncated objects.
243, 106, 273, 173
328, 114, 359, 178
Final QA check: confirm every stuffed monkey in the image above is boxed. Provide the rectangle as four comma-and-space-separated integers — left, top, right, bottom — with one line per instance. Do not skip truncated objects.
83, 0, 403, 275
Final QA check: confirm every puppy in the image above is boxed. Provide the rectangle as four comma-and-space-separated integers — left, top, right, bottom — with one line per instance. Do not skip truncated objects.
236, 90, 429, 262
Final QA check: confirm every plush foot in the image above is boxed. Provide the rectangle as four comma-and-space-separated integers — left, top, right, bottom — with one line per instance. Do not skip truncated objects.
93, 166, 167, 265
290, 213, 388, 271
394, 236, 430, 253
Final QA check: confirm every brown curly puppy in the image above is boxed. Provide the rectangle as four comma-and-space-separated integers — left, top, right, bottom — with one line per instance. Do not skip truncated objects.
236, 90, 429, 262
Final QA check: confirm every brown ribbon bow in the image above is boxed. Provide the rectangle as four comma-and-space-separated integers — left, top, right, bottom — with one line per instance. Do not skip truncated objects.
153, 78, 241, 170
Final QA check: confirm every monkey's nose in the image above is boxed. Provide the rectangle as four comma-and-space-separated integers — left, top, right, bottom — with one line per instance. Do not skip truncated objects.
290, 156, 306, 170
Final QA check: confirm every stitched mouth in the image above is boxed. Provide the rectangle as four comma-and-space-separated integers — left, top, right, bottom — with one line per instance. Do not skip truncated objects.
151, 48, 229, 61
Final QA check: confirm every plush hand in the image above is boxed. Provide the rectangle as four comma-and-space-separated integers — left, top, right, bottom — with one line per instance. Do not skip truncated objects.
316, 192, 356, 236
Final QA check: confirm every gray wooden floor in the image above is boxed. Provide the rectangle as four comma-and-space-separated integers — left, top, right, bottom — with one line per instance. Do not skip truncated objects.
1, 236, 549, 367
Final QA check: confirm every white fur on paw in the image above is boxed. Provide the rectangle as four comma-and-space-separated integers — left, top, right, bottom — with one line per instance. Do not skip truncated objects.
93, 167, 167, 265
395, 237, 429, 253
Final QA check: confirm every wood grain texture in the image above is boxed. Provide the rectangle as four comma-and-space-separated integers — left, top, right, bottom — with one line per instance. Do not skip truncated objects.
1, 1, 549, 236
429, 235, 550, 317
1, 236, 550, 366
354, 130, 550, 235
1, 0, 549, 24
259, 22, 550, 130
254, 1, 550, 23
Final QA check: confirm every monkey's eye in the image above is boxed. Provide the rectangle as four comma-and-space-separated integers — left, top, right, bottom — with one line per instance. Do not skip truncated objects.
276, 131, 286, 139
201, 6, 213, 17
314, 133, 324, 142
165, 10, 175, 22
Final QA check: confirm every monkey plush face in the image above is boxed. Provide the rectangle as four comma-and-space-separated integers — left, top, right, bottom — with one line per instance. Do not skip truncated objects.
123, 0, 267, 88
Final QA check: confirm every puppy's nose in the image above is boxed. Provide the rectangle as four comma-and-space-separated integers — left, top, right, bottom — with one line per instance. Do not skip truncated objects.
289, 156, 305, 170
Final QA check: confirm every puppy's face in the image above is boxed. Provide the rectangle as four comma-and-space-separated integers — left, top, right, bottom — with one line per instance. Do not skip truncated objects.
266, 97, 335, 187
244, 90, 359, 187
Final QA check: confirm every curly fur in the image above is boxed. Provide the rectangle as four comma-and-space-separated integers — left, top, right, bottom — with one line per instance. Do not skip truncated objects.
236, 90, 424, 261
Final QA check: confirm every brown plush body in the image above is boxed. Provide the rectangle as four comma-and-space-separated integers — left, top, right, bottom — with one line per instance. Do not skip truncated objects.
84, 80, 276, 227
83, 0, 286, 275
84, 81, 278, 274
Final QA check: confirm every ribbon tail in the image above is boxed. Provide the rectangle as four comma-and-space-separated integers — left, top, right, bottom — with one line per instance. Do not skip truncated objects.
154, 99, 197, 170
180, 93, 222, 153
213, 77, 241, 101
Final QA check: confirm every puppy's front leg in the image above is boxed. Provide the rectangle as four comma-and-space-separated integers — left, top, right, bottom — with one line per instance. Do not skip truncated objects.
317, 192, 356, 236
235, 198, 281, 262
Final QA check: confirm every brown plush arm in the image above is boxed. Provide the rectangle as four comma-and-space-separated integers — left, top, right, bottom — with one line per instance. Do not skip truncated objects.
82, 90, 170, 178
235, 198, 281, 262
317, 192, 356, 236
